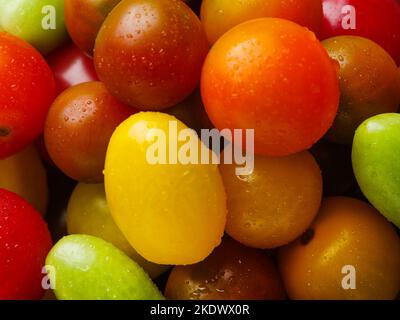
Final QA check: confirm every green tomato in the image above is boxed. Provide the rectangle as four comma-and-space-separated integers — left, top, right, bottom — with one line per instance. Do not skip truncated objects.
46, 235, 164, 300
67, 183, 170, 279
0, 0, 68, 54
352, 113, 400, 228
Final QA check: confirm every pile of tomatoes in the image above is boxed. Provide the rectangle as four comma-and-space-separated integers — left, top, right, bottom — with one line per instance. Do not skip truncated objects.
1, 0, 400, 300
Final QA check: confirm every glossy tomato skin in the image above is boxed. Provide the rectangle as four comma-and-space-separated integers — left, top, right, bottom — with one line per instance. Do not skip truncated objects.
46, 42, 98, 95
94, 0, 209, 110
0, 32, 56, 159
201, 18, 340, 156
323, 36, 400, 144
321, 0, 400, 65
65, 0, 121, 56
165, 238, 286, 300
279, 197, 400, 300
0, 189, 52, 300
201, 0, 323, 44
45, 81, 135, 183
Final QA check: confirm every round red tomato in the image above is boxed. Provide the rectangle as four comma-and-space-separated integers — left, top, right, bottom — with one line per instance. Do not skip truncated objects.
44, 81, 135, 183
94, 0, 209, 110
46, 42, 98, 95
0, 32, 55, 159
201, 18, 340, 156
0, 189, 52, 300
321, 0, 400, 65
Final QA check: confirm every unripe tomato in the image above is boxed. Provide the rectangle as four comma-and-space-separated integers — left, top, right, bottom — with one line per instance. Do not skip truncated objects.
0, 189, 52, 300
201, 0, 323, 44
94, 0, 209, 110
0, 32, 55, 159
201, 18, 340, 157
0, 0, 68, 54
45, 81, 135, 183
67, 183, 170, 278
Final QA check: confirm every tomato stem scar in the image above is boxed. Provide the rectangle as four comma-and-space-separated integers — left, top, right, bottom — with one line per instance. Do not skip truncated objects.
0, 126, 11, 137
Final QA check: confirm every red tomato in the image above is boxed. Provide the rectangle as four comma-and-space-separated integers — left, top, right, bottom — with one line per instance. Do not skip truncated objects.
201, 18, 340, 156
94, 0, 209, 110
44, 81, 136, 183
46, 42, 98, 95
321, 0, 400, 65
0, 32, 55, 159
0, 189, 52, 300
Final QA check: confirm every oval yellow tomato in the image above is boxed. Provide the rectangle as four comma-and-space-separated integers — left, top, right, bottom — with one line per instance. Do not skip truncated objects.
104, 112, 227, 265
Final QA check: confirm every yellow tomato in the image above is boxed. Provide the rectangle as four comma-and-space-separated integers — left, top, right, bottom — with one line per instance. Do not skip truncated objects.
279, 197, 400, 300
67, 183, 170, 278
104, 112, 227, 265
220, 152, 322, 249
0, 145, 48, 214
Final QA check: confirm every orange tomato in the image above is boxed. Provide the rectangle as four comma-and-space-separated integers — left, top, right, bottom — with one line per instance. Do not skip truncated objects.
201, 18, 339, 157
279, 197, 400, 300
0, 145, 48, 215
220, 151, 322, 249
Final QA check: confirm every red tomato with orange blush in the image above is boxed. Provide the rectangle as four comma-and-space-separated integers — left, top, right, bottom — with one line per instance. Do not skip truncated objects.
0, 32, 55, 159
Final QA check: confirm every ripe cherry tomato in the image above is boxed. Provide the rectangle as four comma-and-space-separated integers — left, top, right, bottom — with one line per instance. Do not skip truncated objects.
201, 0, 323, 44
64, 0, 121, 56
220, 151, 322, 249
323, 36, 400, 144
45, 81, 135, 183
279, 197, 400, 300
46, 42, 98, 95
94, 0, 209, 110
165, 238, 286, 300
0, 189, 52, 300
0, 32, 55, 159
201, 18, 340, 156
321, 0, 400, 65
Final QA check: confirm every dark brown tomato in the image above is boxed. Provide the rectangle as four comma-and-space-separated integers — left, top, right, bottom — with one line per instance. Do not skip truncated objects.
165, 237, 286, 300
323, 36, 400, 144
94, 0, 209, 110
44, 81, 135, 183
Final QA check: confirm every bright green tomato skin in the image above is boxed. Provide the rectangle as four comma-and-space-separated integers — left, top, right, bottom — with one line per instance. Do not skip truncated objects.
46, 235, 164, 300
0, 0, 67, 54
352, 113, 400, 228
